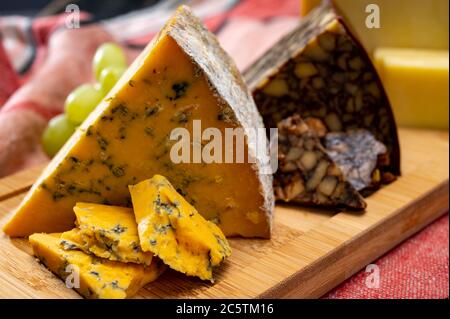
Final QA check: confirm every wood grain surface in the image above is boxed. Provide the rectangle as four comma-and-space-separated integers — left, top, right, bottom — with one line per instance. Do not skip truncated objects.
0, 128, 448, 298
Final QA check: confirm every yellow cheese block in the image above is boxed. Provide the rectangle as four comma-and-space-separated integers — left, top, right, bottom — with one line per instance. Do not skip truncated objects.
300, 0, 449, 52
4, 5, 273, 238
374, 48, 449, 130
29, 233, 165, 299
61, 203, 153, 265
129, 175, 231, 282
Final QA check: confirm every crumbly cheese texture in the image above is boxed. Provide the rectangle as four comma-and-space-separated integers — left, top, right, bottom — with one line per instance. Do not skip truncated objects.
60, 203, 153, 265
374, 48, 449, 130
4, 5, 273, 238
129, 175, 231, 281
29, 233, 165, 299
275, 115, 367, 209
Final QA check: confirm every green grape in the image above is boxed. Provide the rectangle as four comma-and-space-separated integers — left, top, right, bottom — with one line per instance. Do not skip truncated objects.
64, 84, 103, 125
42, 114, 76, 157
99, 66, 126, 95
92, 43, 127, 81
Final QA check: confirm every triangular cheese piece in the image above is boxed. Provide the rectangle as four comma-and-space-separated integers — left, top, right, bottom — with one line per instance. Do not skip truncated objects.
245, 0, 400, 188
60, 202, 153, 265
274, 115, 366, 209
4, 6, 273, 238
29, 233, 165, 299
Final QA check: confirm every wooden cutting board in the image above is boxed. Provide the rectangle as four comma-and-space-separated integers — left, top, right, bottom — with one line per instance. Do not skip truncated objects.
0, 128, 448, 298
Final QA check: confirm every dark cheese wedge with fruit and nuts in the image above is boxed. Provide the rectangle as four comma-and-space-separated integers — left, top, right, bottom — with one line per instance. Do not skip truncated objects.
276, 114, 366, 210
245, 0, 400, 190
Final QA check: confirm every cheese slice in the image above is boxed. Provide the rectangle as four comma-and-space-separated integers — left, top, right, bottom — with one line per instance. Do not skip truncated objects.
4, 5, 273, 238
374, 48, 449, 130
60, 202, 153, 265
129, 175, 231, 281
29, 233, 165, 299
300, 0, 449, 52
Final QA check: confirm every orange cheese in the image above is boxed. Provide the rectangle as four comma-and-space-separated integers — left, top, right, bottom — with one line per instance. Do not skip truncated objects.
129, 175, 231, 281
300, 0, 322, 16
374, 48, 449, 129
4, 6, 273, 238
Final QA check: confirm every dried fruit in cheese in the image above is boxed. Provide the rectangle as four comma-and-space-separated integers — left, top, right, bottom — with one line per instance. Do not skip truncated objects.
60, 202, 153, 265
4, 5, 273, 238
275, 115, 366, 209
29, 233, 165, 299
245, 1, 400, 187
129, 175, 231, 282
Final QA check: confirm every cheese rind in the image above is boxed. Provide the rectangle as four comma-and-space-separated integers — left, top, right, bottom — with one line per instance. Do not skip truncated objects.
4, 5, 272, 238
29, 233, 165, 299
61, 203, 153, 265
374, 48, 449, 130
245, 1, 400, 186
129, 175, 231, 281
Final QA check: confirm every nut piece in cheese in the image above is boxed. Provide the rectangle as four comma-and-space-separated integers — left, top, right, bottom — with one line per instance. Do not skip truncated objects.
129, 175, 231, 282
29, 233, 166, 299
275, 115, 366, 209
245, 0, 400, 190
60, 203, 153, 265
4, 5, 273, 238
